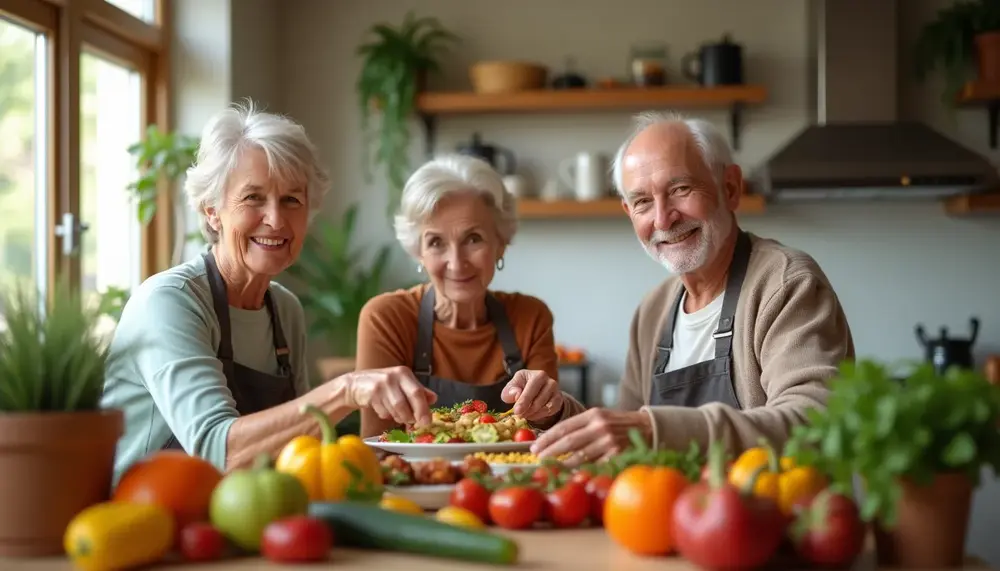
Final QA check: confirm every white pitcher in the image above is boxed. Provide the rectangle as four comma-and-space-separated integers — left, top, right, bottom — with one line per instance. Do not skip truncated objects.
559, 152, 609, 201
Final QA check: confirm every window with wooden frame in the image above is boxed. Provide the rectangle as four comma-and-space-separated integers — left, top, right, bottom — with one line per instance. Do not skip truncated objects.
0, 0, 173, 313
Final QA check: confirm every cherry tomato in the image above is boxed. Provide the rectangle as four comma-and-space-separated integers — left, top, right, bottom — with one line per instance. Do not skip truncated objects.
414, 434, 435, 443
447, 437, 466, 443
488, 486, 544, 530
545, 481, 590, 528
585, 474, 614, 525
471, 400, 488, 413
449, 478, 493, 523
514, 428, 536, 442
261, 516, 332, 563
570, 468, 593, 487
479, 414, 497, 424
532, 464, 564, 487
178, 522, 226, 562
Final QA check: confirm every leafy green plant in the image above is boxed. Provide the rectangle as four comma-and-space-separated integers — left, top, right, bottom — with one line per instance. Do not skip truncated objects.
914, 0, 1000, 103
96, 286, 131, 323
784, 359, 1000, 528
0, 281, 123, 411
283, 204, 410, 357
356, 12, 460, 216
126, 124, 199, 224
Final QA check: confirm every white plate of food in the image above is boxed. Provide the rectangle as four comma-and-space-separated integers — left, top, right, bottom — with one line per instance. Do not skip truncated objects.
365, 403, 538, 460
383, 485, 455, 510
379, 455, 494, 510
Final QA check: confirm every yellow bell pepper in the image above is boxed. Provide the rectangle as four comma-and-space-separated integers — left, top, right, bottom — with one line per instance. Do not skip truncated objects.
64, 501, 174, 571
275, 404, 384, 501
728, 438, 828, 515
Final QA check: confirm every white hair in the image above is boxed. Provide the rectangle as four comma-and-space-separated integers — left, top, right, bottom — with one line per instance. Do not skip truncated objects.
610, 111, 734, 196
394, 154, 518, 259
184, 99, 331, 243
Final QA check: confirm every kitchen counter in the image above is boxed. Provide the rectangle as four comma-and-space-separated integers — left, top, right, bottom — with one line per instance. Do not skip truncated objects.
1, 529, 992, 571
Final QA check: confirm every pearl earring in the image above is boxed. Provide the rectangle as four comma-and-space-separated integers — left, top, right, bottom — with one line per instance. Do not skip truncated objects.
416, 264, 423, 273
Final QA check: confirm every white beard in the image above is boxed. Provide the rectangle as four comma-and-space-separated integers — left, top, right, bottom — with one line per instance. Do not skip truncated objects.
641, 204, 733, 274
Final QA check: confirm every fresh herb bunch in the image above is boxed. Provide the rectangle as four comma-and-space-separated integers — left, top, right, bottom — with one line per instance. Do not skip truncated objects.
784, 359, 1000, 527
0, 282, 124, 412
590, 429, 704, 481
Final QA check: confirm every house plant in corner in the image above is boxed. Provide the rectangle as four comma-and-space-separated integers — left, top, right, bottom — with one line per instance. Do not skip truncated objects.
356, 11, 459, 216
914, 0, 1000, 103
0, 282, 128, 556
785, 359, 1000, 568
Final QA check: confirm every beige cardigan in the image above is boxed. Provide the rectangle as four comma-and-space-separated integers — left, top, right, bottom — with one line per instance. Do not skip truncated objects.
618, 231, 855, 454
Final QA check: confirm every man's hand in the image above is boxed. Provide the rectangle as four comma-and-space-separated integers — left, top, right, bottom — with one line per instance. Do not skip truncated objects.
502, 369, 564, 423
530, 408, 652, 466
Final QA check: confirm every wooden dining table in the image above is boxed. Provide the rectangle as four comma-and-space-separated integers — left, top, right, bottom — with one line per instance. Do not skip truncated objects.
1, 528, 993, 571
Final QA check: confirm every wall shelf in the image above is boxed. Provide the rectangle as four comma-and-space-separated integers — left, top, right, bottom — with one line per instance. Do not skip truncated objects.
415, 85, 768, 154
517, 194, 767, 220
944, 192, 1000, 215
957, 82, 1000, 149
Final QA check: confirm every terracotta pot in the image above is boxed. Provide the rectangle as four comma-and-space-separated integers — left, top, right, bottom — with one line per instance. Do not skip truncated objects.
0, 410, 123, 557
874, 472, 973, 568
975, 31, 1000, 84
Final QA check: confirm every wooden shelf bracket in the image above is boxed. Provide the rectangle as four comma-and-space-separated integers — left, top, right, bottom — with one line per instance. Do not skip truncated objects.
419, 113, 437, 159
730, 102, 746, 151
987, 100, 998, 149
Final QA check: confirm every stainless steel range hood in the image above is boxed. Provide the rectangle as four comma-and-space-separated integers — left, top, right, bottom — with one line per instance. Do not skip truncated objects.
751, 0, 999, 201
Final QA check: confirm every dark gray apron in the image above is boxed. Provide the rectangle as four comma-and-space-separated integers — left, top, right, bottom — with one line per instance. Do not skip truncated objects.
648, 230, 752, 408
412, 286, 525, 412
162, 251, 297, 450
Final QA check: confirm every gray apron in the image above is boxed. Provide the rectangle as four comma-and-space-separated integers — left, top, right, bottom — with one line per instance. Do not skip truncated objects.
162, 251, 297, 450
412, 286, 525, 412
649, 230, 752, 408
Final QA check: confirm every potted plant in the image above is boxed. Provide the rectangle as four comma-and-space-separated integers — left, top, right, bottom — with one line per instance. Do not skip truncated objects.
914, 0, 1000, 103
785, 359, 1000, 568
356, 11, 459, 216
0, 282, 129, 556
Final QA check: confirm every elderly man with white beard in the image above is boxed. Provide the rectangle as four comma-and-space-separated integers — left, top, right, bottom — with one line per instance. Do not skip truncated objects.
532, 111, 855, 462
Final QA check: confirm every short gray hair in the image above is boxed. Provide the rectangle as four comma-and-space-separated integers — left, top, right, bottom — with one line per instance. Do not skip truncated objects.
394, 154, 518, 258
184, 100, 331, 243
610, 111, 733, 196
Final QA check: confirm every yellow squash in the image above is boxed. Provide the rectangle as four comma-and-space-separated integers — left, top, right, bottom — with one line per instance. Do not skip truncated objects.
64, 501, 174, 571
728, 438, 828, 515
275, 404, 383, 501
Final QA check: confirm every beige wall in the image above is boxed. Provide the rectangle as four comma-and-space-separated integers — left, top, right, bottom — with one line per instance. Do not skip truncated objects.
180, 0, 1000, 563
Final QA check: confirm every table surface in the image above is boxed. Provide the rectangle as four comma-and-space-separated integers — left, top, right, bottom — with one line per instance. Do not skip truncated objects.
1, 528, 991, 571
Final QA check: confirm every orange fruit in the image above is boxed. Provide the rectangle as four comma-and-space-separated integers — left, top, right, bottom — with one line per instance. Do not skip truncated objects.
113, 450, 223, 531
604, 465, 690, 556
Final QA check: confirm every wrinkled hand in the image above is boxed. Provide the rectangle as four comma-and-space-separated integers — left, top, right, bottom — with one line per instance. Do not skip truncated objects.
502, 369, 564, 423
530, 408, 652, 466
347, 366, 437, 427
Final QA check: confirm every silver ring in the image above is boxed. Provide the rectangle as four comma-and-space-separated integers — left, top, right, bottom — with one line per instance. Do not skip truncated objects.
545, 401, 554, 409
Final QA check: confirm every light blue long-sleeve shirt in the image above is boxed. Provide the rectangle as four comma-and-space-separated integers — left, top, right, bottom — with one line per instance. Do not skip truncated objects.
101, 255, 310, 483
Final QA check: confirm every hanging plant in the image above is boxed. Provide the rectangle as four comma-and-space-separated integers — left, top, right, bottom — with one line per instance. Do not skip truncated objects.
355, 12, 460, 217
913, 0, 1000, 104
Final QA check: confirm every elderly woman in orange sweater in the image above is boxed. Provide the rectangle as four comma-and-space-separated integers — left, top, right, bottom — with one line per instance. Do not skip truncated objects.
355, 154, 586, 439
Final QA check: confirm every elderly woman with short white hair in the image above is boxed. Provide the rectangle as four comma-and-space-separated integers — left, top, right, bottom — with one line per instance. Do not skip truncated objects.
102, 102, 437, 480
355, 154, 586, 438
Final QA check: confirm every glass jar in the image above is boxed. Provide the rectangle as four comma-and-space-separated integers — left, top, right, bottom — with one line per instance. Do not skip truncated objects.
629, 42, 668, 87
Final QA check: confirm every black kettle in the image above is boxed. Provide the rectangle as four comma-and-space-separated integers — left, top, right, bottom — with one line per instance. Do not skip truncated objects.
455, 133, 516, 176
681, 33, 744, 87
915, 317, 980, 375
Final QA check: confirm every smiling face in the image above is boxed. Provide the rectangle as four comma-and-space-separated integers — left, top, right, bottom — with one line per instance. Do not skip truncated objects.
418, 191, 504, 304
205, 146, 309, 278
620, 123, 740, 274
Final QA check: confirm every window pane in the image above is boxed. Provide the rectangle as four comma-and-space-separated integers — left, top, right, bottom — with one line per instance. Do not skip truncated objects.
105, 0, 156, 23
80, 52, 143, 334
0, 18, 48, 319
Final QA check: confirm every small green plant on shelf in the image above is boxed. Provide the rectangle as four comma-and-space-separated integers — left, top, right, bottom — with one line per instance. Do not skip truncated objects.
356, 11, 459, 217
913, 0, 1000, 103
783, 359, 1000, 528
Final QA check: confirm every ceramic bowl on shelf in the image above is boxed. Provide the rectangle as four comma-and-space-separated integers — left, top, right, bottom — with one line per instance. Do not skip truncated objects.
469, 60, 547, 94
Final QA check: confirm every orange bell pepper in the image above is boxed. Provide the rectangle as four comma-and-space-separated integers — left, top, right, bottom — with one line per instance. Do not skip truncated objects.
274, 405, 383, 501
728, 438, 827, 515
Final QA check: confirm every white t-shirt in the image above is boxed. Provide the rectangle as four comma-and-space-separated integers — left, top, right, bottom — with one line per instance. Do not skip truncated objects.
665, 291, 725, 373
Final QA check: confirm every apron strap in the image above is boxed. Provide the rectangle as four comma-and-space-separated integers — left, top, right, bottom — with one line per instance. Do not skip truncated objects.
413, 287, 436, 384
712, 230, 753, 359
485, 294, 526, 377
202, 251, 234, 362
654, 290, 686, 371
263, 291, 293, 377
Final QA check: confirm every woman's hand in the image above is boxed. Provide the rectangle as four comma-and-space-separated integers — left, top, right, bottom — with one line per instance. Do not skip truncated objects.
347, 366, 437, 428
502, 369, 564, 423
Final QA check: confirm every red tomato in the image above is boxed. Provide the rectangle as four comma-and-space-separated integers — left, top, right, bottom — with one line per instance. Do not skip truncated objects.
545, 481, 590, 528
585, 474, 614, 525
489, 486, 544, 530
446, 437, 466, 443
570, 469, 593, 487
112, 450, 223, 532
449, 478, 493, 523
261, 516, 332, 563
414, 434, 435, 443
479, 414, 497, 424
178, 522, 226, 562
792, 491, 866, 568
531, 464, 564, 487
471, 400, 488, 413
514, 428, 536, 442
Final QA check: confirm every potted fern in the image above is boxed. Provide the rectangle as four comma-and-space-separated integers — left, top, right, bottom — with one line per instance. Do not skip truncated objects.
914, 0, 1000, 103
356, 11, 459, 216
0, 282, 127, 556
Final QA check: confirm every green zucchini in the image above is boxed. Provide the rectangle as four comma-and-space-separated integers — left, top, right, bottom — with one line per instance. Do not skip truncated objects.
308, 501, 519, 565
